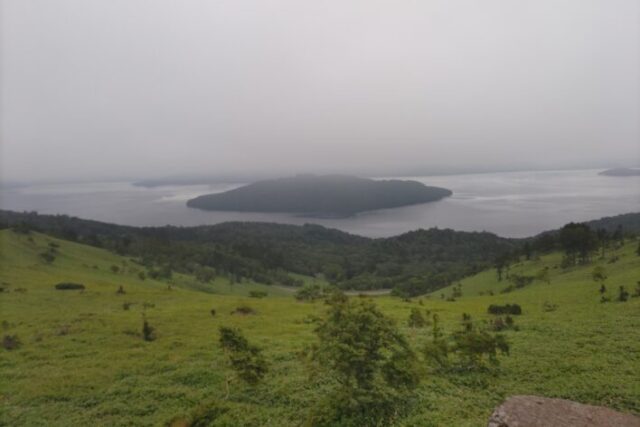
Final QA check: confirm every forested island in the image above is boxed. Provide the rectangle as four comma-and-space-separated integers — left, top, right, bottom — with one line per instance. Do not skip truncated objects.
186, 174, 452, 216
599, 168, 640, 176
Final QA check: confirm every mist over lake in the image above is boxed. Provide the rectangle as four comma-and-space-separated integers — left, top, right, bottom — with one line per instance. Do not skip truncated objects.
2, 169, 638, 238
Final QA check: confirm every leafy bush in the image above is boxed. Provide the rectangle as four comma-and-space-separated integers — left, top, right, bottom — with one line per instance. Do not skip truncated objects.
618, 286, 629, 302
231, 305, 256, 315
142, 318, 156, 341
54, 282, 85, 291
307, 295, 419, 426
248, 290, 267, 298
407, 308, 427, 328
2, 334, 21, 350
487, 304, 522, 315
294, 283, 327, 301
424, 314, 510, 372
219, 326, 268, 386
451, 324, 509, 370
509, 274, 535, 289
490, 316, 518, 332
423, 314, 449, 369
39, 251, 55, 264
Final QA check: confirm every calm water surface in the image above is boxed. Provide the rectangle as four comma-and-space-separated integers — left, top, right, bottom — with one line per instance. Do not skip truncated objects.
1, 169, 638, 238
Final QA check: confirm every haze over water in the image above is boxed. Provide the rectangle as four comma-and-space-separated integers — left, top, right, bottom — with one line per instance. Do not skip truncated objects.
1, 169, 638, 238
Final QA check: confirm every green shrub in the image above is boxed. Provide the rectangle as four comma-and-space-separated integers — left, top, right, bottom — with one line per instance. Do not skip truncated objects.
248, 290, 267, 298
424, 314, 510, 372
40, 251, 55, 264
487, 304, 522, 315
231, 305, 255, 315
218, 326, 268, 386
308, 296, 419, 426
618, 286, 629, 302
54, 282, 85, 290
142, 318, 156, 341
407, 308, 427, 328
2, 334, 21, 350
295, 283, 326, 301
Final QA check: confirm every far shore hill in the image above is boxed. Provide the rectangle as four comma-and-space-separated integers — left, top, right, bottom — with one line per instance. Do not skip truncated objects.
186, 174, 452, 217
599, 167, 640, 177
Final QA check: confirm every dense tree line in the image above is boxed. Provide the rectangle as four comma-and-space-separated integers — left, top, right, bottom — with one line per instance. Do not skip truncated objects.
1, 210, 637, 296
0, 210, 517, 295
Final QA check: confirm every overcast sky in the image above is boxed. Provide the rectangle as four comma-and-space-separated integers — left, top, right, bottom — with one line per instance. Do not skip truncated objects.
1, 0, 639, 183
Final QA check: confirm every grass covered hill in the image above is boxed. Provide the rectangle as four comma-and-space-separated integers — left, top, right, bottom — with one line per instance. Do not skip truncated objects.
186, 174, 452, 216
0, 210, 518, 295
2, 210, 639, 297
1, 228, 639, 426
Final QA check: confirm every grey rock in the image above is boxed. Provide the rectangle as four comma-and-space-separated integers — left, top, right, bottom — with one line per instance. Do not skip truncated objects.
488, 395, 640, 427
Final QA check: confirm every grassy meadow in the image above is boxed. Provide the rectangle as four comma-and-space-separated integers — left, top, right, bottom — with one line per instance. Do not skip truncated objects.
1, 229, 639, 426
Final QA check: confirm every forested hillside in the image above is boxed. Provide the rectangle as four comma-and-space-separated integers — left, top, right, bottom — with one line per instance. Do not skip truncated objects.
1, 210, 638, 296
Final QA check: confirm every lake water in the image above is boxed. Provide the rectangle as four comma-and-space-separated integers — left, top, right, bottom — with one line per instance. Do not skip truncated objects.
1, 169, 638, 238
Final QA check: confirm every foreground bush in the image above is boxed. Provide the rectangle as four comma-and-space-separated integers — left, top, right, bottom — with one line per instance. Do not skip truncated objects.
424, 314, 510, 372
219, 326, 268, 389
308, 294, 420, 426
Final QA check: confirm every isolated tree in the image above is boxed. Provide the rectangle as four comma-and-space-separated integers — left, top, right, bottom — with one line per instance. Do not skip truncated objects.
592, 266, 607, 288
452, 283, 463, 298
423, 314, 449, 369
142, 316, 156, 342
559, 223, 597, 265
308, 294, 419, 426
494, 254, 510, 281
596, 228, 609, 259
618, 286, 629, 302
522, 242, 532, 260
407, 307, 427, 328
218, 326, 268, 390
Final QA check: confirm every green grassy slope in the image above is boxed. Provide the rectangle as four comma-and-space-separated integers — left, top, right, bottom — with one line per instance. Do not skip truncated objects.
1, 229, 639, 426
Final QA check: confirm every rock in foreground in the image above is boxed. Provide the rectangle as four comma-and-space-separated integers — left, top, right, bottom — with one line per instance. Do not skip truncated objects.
488, 395, 640, 427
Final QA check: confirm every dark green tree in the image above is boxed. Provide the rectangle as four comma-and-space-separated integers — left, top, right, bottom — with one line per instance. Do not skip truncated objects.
308, 295, 420, 426
618, 286, 629, 302
407, 308, 427, 328
558, 223, 597, 265
218, 326, 268, 390
596, 228, 609, 259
